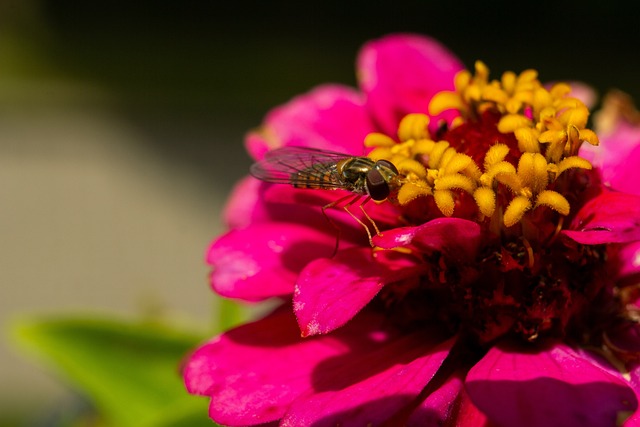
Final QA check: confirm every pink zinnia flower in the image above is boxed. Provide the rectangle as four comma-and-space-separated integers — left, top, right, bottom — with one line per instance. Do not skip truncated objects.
184, 34, 640, 426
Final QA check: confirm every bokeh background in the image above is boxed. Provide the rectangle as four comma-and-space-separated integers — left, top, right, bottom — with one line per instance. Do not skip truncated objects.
3, 1, 640, 425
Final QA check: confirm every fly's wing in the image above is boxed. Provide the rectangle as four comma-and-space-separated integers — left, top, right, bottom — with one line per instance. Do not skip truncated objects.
249, 146, 352, 189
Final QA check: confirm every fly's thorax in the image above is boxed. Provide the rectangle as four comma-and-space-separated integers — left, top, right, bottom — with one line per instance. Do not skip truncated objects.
337, 157, 375, 180
333, 157, 373, 195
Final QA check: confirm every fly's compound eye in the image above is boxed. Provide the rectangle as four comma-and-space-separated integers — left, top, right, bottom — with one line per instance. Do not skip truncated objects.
366, 168, 390, 201
375, 159, 398, 175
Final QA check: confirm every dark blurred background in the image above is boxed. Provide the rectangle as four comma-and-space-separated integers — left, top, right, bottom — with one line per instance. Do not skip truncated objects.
2, 0, 639, 425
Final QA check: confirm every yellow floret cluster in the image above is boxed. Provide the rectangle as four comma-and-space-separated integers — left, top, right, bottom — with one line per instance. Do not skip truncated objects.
366, 61, 599, 227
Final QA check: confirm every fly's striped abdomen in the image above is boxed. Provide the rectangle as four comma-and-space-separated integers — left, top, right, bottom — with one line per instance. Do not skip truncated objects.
291, 162, 341, 189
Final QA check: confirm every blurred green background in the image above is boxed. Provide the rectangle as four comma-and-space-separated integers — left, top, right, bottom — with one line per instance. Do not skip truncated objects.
2, 1, 640, 425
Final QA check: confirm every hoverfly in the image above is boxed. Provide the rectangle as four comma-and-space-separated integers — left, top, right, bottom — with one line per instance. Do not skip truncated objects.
249, 146, 401, 248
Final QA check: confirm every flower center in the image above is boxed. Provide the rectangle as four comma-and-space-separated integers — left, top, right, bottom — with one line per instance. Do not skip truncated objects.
366, 62, 618, 345
366, 61, 599, 230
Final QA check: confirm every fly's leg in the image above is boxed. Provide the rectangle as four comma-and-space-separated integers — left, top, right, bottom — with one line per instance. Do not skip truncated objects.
342, 195, 375, 246
357, 197, 382, 237
323, 194, 380, 253
322, 194, 355, 257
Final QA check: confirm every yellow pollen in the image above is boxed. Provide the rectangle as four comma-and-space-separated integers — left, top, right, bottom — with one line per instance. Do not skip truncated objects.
484, 144, 511, 170
434, 190, 456, 217
535, 190, 570, 215
397, 181, 431, 205
363, 61, 598, 230
474, 187, 496, 218
504, 196, 532, 227
429, 92, 466, 116
397, 113, 431, 141
514, 128, 541, 153
397, 158, 427, 179
364, 132, 396, 148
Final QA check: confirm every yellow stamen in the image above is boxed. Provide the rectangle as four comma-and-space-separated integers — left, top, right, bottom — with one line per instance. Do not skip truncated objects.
579, 129, 599, 147
413, 139, 436, 155
558, 104, 589, 129
514, 128, 541, 153
434, 174, 476, 194
504, 196, 532, 227
367, 147, 394, 161
517, 153, 548, 194
398, 113, 430, 141
429, 92, 466, 116
454, 70, 472, 92
484, 144, 511, 170
365, 62, 599, 230
364, 132, 396, 147
474, 187, 496, 217
535, 190, 570, 215
434, 190, 456, 217
444, 153, 475, 176
557, 156, 592, 176
397, 181, 432, 205
498, 114, 533, 133
495, 172, 523, 194
397, 158, 427, 179
481, 161, 517, 187
427, 141, 451, 169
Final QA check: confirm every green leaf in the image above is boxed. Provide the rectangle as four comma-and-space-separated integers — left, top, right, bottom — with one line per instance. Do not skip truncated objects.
12, 317, 217, 427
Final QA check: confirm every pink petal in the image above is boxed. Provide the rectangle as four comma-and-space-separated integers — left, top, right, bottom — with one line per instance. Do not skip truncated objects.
245, 84, 376, 160
184, 306, 424, 426
407, 373, 467, 426
254, 184, 404, 245
618, 242, 640, 282
410, 381, 490, 427
545, 81, 597, 109
623, 364, 640, 426
294, 247, 427, 337
373, 217, 481, 262
357, 33, 463, 137
568, 81, 598, 109
466, 342, 637, 427
604, 143, 640, 196
207, 223, 336, 301
281, 337, 455, 427
222, 178, 343, 233
223, 176, 265, 229
563, 191, 640, 245
584, 115, 640, 196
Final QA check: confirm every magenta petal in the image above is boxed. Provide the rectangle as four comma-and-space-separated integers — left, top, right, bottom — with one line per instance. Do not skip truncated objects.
245, 84, 376, 160
623, 364, 640, 426
584, 118, 640, 196
466, 342, 637, 427
184, 306, 416, 426
563, 192, 640, 245
294, 247, 426, 337
222, 176, 265, 229
619, 242, 640, 281
357, 33, 463, 136
407, 374, 464, 426
373, 218, 481, 262
207, 223, 335, 301
605, 143, 640, 196
282, 337, 455, 427
222, 178, 358, 236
